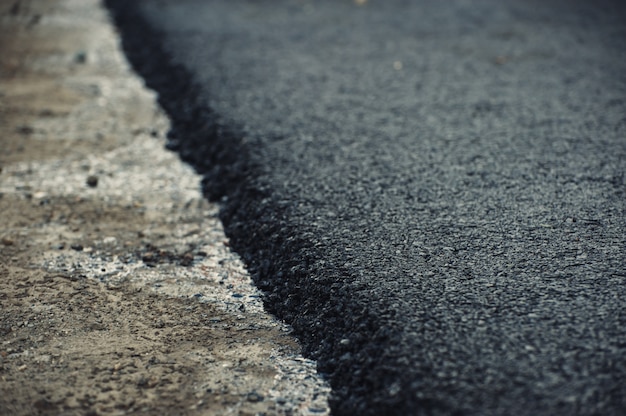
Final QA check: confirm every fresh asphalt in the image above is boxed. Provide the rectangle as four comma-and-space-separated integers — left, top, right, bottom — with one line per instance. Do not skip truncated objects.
106, 1, 626, 414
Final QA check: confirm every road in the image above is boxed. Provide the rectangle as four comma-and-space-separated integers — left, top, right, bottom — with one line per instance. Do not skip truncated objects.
106, 1, 626, 414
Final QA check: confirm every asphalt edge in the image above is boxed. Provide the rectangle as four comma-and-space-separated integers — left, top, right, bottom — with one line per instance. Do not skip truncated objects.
101, 2, 425, 415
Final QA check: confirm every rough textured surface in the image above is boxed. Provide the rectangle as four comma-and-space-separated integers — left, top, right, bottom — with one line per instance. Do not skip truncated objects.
0, 1, 329, 414
105, 0, 626, 415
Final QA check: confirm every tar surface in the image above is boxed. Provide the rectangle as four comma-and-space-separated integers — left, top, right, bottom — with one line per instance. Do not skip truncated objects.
106, 1, 626, 414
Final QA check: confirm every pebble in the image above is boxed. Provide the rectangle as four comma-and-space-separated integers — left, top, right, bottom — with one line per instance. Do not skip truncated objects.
74, 51, 88, 64
247, 392, 264, 403
86, 175, 98, 187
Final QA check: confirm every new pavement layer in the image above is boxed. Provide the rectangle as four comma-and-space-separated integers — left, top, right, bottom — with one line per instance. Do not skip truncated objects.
106, 1, 626, 414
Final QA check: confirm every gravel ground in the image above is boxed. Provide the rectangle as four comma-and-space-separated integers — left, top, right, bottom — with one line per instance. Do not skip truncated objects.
0, 0, 329, 415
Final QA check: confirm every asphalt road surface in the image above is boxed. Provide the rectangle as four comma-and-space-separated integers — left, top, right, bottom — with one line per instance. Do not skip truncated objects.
106, 1, 626, 414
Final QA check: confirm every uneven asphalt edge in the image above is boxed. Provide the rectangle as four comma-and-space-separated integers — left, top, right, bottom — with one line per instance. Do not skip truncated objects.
103, 2, 370, 414
105, 0, 356, 410
105, 2, 626, 415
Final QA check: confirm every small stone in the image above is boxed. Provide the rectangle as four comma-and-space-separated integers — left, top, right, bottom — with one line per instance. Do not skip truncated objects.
17, 125, 34, 135
74, 51, 88, 64
33, 398, 54, 410
86, 175, 98, 188
1, 238, 14, 246
70, 244, 83, 251
181, 252, 194, 266
247, 392, 264, 403
165, 140, 181, 151
137, 376, 149, 388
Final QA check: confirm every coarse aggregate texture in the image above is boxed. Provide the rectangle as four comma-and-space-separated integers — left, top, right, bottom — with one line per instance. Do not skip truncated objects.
106, 0, 626, 415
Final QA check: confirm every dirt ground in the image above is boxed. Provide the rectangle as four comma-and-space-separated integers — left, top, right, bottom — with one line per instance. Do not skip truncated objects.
0, 0, 330, 415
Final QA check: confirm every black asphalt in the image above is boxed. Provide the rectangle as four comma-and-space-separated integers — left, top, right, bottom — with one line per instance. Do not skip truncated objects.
106, 1, 626, 414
